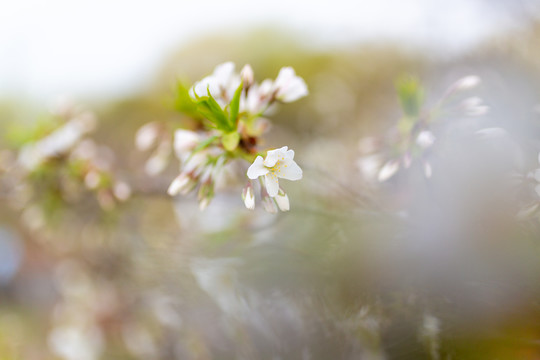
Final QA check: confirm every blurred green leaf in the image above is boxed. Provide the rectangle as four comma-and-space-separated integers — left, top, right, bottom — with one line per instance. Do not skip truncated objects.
173, 81, 199, 118
196, 89, 232, 131
228, 82, 243, 128
396, 75, 424, 118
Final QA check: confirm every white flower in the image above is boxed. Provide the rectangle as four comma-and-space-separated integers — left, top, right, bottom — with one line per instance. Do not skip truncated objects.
247, 146, 302, 197
189, 62, 240, 102
273, 67, 308, 102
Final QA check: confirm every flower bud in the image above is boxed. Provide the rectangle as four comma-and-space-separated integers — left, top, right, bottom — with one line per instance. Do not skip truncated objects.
275, 190, 290, 212
168, 173, 194, 196
197, 181, 214, 211
240, 64, 254, 87
242, 183, 255, 210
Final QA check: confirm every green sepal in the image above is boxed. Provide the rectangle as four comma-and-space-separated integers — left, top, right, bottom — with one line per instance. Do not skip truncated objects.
221, 132, 240, 152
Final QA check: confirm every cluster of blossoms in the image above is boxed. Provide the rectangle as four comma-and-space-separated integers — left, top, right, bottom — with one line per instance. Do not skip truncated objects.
357, 75, 488, 183
8, 104, 131, 226
137, 62, 308, 212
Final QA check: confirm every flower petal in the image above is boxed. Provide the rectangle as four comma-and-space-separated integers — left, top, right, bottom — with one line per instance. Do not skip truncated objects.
264, 173, 280, 197
247, 156, 268, 179
278, 159, 302, 181
378, 160, 399, 182
285, 149, 295, 160
263, 146, 288, 167
274, 67, 308, 102
212, 62, 235, 85
173, 129, 200, 158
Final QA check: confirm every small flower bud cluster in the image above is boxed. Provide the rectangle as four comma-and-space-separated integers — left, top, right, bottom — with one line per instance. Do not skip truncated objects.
357, 75, 487, 184
12, 106, 131, 219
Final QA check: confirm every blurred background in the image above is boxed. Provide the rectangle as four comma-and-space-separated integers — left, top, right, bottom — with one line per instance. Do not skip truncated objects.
2, 0, 540, 359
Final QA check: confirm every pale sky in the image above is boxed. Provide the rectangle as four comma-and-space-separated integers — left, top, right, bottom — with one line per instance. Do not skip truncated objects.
0, 0, 526, 103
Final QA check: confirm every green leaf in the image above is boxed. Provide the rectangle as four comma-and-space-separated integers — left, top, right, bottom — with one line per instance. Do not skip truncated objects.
173, 81, 199, 118
228, 81, 243, 128
396, 75, 424, 118
195, 87, 231, 131
221, 132, 240, 152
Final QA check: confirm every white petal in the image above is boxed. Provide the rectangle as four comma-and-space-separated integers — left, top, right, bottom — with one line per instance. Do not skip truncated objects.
275, 193, 290, 211
168, 174, 190, 196
278, 160, 303, 181
264, 173, 280, 197
145, 153, 168, 175
247, 156, 268, 179
212, 62, 235, 85
278, 80, 308, 102
263, 146, 288, 167
135, 122, 159, 151
416, 130, 435, 149
285, 149, 295, 160
378, 160, 399, 182
173, 129, 200, 158
183, 152, 206, 174
192, 76, 220, 98
536, 184, 540, 198
274, 67, 295, 88
259, 79, 274, 96
453, 75, 481, 91
274, 67, 308, 102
